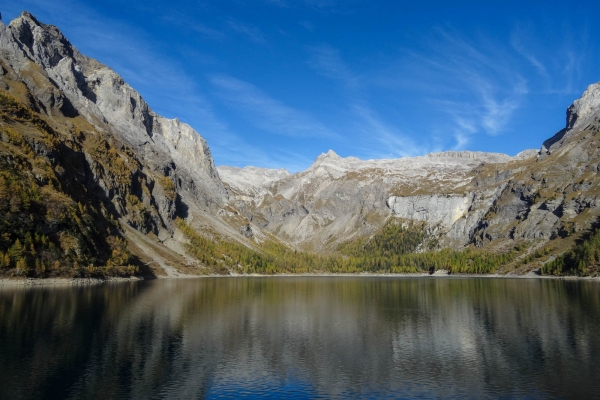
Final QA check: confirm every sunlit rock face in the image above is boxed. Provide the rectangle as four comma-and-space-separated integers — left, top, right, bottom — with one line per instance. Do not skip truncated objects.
217, 166, 290, 199
542, 82, 600, 154
387, 194, 471, 228
1, 12, 226, 211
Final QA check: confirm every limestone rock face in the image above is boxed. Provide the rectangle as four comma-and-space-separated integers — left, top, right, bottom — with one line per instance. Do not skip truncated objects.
568, 83, 600, 131
217, 166, 290, 199
542, 82, 600, 154
0, 12, 226, 216
387, 195, 470, 229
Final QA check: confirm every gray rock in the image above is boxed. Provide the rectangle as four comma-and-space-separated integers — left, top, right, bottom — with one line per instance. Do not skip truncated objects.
1, 12, 226, 215
387, 195, 470, 228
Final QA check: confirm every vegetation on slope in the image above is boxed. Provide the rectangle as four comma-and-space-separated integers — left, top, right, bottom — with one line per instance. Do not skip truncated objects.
177, 218, 325, 274
179, 218, 519, 275
338, 220, 425, 258
542, 228, 600, 276
337, 220, 517, 274
0, 91, 140, 277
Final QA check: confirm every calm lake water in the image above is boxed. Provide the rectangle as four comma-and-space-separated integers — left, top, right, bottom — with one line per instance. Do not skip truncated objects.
1, 277, 600, 399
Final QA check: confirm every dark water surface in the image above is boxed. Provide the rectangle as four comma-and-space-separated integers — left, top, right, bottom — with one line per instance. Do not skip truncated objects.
1, 277, 600, 399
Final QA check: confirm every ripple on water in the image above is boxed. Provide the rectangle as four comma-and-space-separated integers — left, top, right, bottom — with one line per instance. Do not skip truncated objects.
0, 277, 599, 399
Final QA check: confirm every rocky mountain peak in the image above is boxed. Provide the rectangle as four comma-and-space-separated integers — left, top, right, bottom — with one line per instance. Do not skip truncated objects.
311, 150, 364, 171
315, 149, 341, 162
8, 11, 74, 69
542, 81, 600, 154
15, 11, 40, 25
568, 82, 600, 130
1, 11, 227, 221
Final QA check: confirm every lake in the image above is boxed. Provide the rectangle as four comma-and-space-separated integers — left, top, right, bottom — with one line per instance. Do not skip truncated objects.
1, 277, 599, 399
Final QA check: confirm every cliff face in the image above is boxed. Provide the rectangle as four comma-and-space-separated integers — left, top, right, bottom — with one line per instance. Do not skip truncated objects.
0, 12, 226, 218
0, 12, 234, 276
219, 150, 535, 250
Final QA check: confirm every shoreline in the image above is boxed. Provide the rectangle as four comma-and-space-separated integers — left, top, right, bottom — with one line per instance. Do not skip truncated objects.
0, 276, 146, 287
1, 272, 599, 287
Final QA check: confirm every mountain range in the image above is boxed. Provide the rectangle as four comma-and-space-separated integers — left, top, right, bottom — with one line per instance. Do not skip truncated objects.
0, 11, 599, 278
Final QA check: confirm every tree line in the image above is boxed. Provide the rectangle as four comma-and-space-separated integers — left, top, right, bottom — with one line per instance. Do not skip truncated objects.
542, 228, 600, 276
177, 219, 519, 275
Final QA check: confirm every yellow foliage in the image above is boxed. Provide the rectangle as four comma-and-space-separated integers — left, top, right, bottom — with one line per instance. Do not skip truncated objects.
15, 257, 28, 275
157, 176, 177, 201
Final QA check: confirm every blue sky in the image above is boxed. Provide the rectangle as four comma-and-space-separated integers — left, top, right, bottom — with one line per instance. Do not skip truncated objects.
3, 1, 599, 172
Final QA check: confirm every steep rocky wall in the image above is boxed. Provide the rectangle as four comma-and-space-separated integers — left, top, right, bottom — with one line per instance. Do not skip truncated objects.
0, 12, 226, 222
387, 195, 470, 229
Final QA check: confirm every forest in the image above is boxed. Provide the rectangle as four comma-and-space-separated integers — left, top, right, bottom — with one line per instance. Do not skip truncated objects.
542, 228, 600, 276
178, 219, 519, 275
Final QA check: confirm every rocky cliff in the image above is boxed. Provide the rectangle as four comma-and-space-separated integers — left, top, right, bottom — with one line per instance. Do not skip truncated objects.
1, 12, 226, 217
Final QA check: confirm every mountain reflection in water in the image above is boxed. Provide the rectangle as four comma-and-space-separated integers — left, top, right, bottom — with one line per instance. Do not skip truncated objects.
1, 277, 599, 399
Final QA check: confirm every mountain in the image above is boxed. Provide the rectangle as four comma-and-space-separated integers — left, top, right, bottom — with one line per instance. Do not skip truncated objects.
219, 149, 544, 250
0, 11, 239, 277
1, 11, 599, 277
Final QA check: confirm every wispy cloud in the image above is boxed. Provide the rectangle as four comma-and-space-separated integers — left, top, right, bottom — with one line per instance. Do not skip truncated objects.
299, 20, 315, 31
2, 1, 298, 169
559, 49, 585, 95
510, 23, 587, 95
351, 104, 427, 158
161, 11, 225, 40
306, 44, 359, 88
305, 44, 426, 158
382, 28, 532, 148
210, 74, 338, 139
510, 30, 549, 78
3, 2, 200, 106
227, 19, 266, 44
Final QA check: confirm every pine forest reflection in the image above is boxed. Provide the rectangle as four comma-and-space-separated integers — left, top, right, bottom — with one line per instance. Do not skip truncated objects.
1, 277, 600, 399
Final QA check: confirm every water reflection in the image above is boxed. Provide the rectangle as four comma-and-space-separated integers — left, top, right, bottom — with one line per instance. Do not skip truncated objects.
1, 277, 599, 399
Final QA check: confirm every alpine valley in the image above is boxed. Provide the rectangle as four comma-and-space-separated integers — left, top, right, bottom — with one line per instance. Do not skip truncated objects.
1, 12, 600, 279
